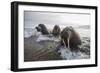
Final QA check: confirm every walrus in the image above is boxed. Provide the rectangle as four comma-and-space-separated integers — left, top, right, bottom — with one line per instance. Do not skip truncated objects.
52, 25, 61, 36
60, 26, 81, 51
36, 24, 49, 35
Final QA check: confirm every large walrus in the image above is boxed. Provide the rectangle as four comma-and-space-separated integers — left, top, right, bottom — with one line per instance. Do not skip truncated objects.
52, 25, 61, 36
60, 26, 81, 51
36, 24, 49, 35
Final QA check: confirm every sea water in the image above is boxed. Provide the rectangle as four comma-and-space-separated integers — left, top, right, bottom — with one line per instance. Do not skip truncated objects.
24, 26, 90, 60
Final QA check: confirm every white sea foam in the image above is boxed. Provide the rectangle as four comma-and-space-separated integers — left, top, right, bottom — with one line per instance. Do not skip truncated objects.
58, 47, 89, 60
24, 27, 90, 60
58, 47, 73, 59
36, 35, 52, 42
24, 28, 41, 38
24, 32, 32, 38
36, 35, 60, 42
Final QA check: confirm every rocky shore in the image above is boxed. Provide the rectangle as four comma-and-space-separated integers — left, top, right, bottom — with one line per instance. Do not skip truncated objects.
24, 35, 90, 62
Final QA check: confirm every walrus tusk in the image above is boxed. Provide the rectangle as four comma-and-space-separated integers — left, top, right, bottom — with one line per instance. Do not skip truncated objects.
67, 30, 71, 49
62, 39, 67, 48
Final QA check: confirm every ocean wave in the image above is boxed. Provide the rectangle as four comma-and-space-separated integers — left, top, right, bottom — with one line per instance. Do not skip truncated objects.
58, 47, 89, 60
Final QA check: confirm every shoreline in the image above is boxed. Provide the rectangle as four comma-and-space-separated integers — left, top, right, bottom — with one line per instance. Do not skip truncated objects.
24, 35, 90, 62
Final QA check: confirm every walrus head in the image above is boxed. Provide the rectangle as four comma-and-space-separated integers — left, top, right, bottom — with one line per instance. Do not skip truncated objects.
36, 24, 49, 35
36, 26, 41, 32
61, 26, 72, 40
52, 25, 61, 36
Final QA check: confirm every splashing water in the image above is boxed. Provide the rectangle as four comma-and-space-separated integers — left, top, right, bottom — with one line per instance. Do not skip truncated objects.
57, 47, 89, 60
24, 27, 90, 60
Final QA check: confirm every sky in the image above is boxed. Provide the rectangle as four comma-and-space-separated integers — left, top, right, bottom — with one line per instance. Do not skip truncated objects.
24, 11, 91, 29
